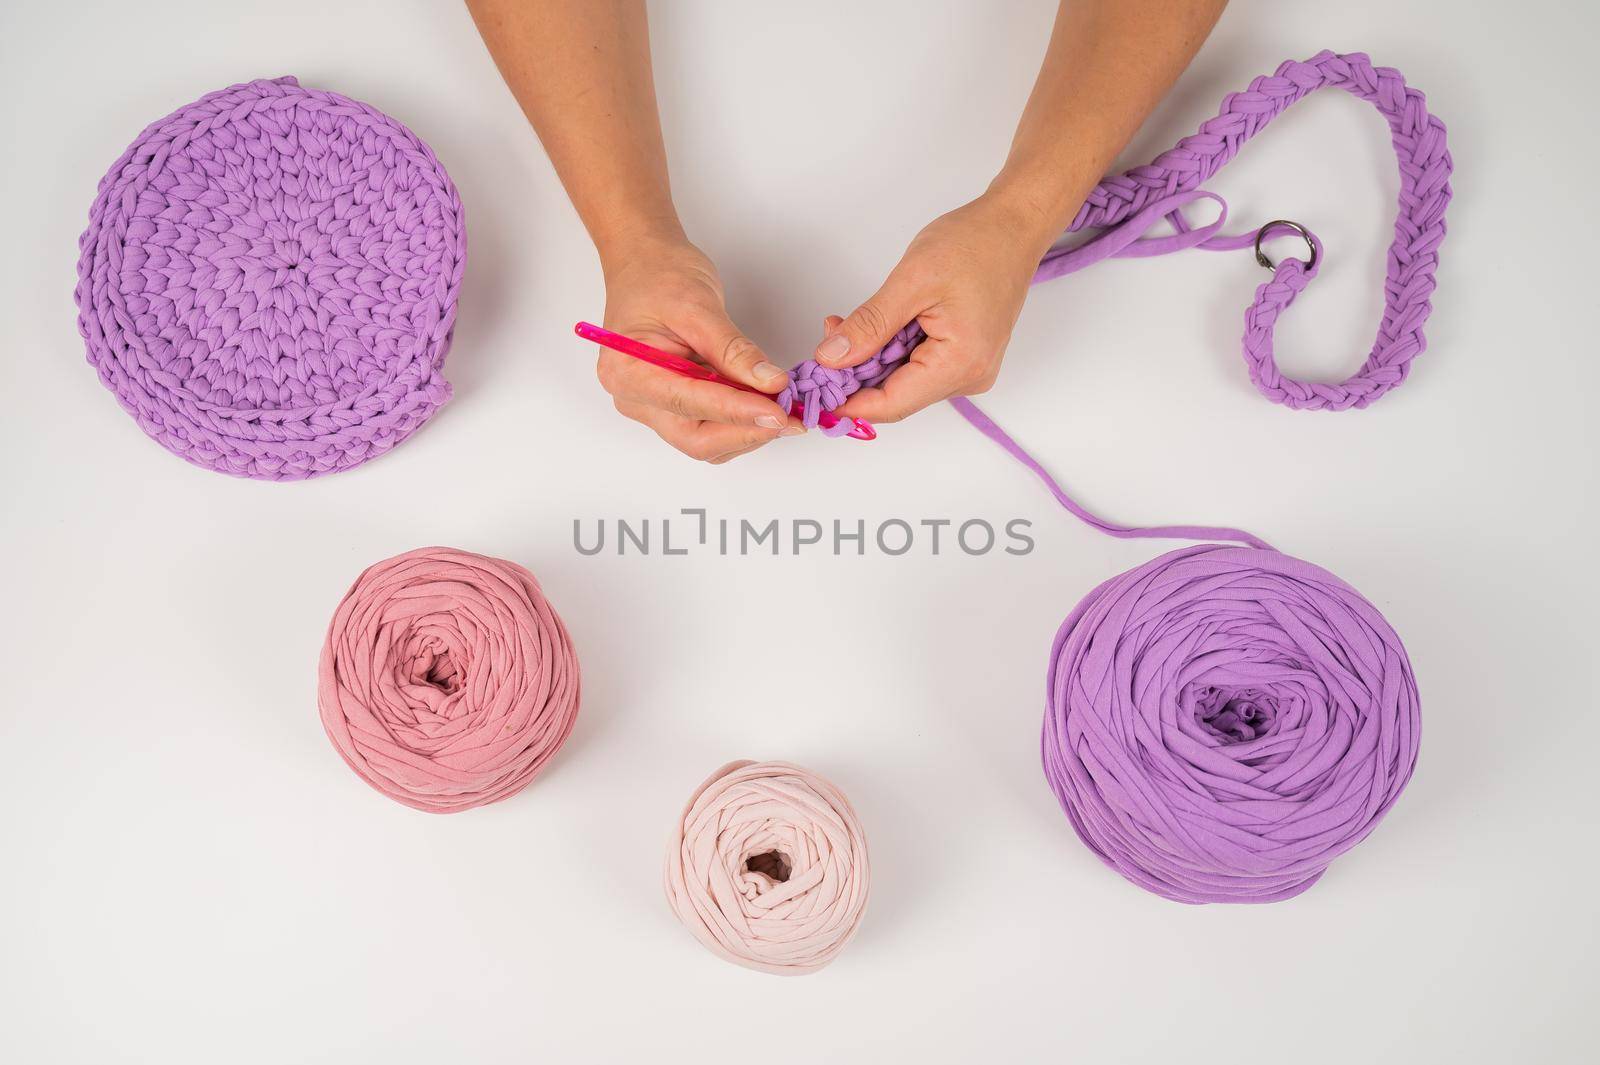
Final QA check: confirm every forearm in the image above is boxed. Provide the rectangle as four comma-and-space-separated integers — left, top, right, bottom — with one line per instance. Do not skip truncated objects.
987, 0, 1227, 257
466, 0, 682, 264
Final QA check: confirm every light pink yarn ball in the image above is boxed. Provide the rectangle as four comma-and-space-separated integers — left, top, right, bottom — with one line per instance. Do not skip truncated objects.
664, 760, 871, 975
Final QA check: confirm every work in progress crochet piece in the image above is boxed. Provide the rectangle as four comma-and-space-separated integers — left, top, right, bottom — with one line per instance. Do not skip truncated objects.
665, 760, 871, 975
75, 77, 465, 479
318, 547, 580, 813
777, 50, 1450, 423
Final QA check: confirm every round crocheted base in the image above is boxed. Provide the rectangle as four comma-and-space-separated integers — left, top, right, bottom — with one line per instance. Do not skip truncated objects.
75, 77, 465, 480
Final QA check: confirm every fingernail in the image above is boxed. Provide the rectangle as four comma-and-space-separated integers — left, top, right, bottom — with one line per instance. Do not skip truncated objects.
752, 361, 787, 384
779, 426, 806, 437
815, 333, 851, 365
756, 415, 784, 429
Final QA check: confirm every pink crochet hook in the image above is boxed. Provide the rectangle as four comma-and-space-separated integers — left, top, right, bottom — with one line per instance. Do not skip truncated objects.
575, 321, 876, 441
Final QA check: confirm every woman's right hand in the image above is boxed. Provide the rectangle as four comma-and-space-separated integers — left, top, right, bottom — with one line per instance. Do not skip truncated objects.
597, 238, 804, 463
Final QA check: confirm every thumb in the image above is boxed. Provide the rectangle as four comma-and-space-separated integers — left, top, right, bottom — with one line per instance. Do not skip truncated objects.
674, 305, 789, 395
813, 272, 924, 369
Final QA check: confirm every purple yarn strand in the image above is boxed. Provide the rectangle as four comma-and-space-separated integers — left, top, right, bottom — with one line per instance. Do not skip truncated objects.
948, 396, 1272, 550
75, 77, 466, 480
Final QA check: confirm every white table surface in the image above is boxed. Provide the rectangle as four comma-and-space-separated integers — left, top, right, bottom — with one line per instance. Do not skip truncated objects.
3, 1, 1595, 1061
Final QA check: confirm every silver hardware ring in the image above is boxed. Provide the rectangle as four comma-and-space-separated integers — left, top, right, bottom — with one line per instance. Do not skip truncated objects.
1254, 220, 1318, 271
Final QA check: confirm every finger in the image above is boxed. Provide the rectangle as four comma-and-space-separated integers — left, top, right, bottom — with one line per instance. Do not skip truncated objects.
708, 440, 771, 465
673, 305, 790, 395
616, 398, 788, 461
599, 349, 792, 429
676, 420, 790, 461
832, 343, 955, 424
813, 269, 927, 370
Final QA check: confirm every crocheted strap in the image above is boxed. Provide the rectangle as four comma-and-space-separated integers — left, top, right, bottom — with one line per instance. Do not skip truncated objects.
948, 51, 1451, 550
778, 50, 1452, 423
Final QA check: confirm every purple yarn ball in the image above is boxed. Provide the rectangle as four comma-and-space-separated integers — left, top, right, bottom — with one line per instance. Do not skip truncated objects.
1043, 545, 1421, 903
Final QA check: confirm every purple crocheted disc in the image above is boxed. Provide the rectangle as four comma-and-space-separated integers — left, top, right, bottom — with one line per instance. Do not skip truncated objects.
74, 77, 466, 480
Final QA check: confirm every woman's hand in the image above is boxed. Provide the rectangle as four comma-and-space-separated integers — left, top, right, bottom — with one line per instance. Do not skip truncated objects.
468, 2, 804, 463
598, 238, 804, 463
806, 0, 1228, 426
814, 192, 1055, 424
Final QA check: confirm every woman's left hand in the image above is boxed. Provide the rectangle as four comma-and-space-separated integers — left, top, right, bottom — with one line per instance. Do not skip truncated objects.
812, 191, 1055, 424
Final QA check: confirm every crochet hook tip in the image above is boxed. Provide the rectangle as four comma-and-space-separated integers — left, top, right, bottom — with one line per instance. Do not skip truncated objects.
807, 406, 876, 441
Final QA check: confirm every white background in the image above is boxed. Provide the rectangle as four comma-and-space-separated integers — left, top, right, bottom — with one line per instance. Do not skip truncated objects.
2, 1, 1595, 1061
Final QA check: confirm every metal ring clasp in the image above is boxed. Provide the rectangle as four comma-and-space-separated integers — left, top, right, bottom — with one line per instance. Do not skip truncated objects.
1254, 220, 1318, 271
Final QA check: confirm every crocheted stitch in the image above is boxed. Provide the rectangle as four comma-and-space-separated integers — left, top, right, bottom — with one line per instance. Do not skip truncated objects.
75, 77, 466, 480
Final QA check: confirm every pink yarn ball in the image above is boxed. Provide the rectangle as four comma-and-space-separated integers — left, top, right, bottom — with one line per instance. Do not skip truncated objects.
318, 547, 580, 813
664, 760, 870, 975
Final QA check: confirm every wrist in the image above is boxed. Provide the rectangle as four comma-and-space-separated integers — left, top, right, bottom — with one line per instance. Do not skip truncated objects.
592, 209, 688, 277
983, 163, 1097, 259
